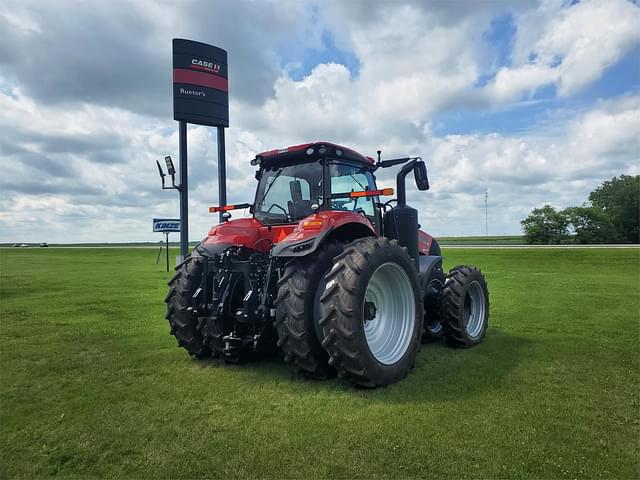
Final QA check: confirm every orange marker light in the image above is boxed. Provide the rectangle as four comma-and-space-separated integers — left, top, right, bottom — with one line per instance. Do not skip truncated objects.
209, 205, 235, 213
349, 188, 394, 198
302, 219, 324, 229
208, 203, 252, 213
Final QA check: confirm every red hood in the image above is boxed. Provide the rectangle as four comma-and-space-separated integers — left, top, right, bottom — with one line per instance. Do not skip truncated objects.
204, 210, 376, 252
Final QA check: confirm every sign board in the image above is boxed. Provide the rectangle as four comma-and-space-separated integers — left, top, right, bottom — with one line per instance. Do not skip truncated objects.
153, 218, 181, 233
173, 39, 229, 127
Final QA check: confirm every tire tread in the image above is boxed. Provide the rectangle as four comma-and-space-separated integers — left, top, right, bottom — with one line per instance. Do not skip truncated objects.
441, 265, 489, 348
164, 256, 211, 358
319, 237, 422, 387
275, 241, 343, 378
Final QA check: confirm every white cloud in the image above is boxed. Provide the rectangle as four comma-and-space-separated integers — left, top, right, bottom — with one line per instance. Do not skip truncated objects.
420, 94, 640, 235
329, 3, 485, 122
566, 95, 640, 168
486, 63, 558, 102
1, 0, 638, 242
488, 0, 640, 100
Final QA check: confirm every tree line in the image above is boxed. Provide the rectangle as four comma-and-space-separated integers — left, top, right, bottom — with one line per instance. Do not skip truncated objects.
521, 175, 639, 244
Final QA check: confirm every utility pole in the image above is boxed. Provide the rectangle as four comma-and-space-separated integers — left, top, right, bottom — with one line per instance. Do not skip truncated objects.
485, 188, 488, 236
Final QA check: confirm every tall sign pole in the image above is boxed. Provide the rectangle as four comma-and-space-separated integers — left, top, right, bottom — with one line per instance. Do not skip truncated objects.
165, 231, 170, 272
171, 39, 229, 260
217, 127, 226, 224
179, 120, 189, 256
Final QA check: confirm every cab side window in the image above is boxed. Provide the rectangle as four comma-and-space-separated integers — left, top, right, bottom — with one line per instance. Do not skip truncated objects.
328, 162, 378, 223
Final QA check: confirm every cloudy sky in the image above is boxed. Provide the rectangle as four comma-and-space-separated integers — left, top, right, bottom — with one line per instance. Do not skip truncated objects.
1, 0, 638, 243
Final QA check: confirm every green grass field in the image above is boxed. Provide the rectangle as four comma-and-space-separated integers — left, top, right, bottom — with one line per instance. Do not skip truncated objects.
1, 247, 638, 478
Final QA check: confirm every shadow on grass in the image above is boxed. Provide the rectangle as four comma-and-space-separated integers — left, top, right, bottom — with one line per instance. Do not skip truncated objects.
190, 327, 532, 404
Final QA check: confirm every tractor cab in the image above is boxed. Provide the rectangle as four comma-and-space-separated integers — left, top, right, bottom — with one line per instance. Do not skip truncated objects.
252, 142, 381, 232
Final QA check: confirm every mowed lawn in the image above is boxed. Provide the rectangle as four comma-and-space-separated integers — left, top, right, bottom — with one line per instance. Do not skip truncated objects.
1, 247, 638, 479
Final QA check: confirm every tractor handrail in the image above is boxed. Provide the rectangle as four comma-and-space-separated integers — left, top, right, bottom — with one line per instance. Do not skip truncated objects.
378, 157, 411, 168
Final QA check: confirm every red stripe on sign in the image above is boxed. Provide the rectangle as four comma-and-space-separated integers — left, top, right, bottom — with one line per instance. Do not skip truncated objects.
173, 68, 228, 92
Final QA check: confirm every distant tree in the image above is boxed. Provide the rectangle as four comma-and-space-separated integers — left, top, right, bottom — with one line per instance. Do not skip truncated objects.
562, 206, 619, 244
520, 205, 570, 244
588, 175, 640, 243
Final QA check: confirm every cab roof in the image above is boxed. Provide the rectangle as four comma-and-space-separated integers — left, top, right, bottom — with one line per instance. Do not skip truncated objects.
255, 142, 375, 166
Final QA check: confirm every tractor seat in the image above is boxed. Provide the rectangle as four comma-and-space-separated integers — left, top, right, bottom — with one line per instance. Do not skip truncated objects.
287, 200, 313, 219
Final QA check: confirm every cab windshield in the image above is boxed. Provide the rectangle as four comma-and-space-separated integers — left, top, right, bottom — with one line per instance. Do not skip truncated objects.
254, 160, 323, 225
253, 159, 378, 226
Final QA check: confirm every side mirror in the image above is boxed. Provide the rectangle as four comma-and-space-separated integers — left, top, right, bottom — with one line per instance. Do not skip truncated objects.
414, 161, 429, 191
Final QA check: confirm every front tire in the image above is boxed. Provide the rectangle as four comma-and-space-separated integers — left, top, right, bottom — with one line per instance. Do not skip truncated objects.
165, 256, 211, 358
441, 265, 489, 348
274, 241, 343, 378
319, 238, 422, 387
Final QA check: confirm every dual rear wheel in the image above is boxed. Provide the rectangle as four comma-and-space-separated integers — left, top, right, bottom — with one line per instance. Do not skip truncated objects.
276, 237, 489, 387
317, 238, 422, 387
276, 237, 422, 386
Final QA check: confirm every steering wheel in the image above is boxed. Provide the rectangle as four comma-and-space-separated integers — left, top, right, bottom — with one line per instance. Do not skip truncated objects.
331, 199, 351, 211
354, 207, 367, 217
266, 203, 290, 219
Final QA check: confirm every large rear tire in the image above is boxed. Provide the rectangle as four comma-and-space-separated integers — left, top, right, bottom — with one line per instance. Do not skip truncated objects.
274, 241, 343, 378
319, 237, 422, 387
441, 265, 489, 348
165, 256, 212, 358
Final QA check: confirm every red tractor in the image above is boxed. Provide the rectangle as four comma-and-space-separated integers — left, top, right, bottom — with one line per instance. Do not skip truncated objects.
165, 142, 489, 387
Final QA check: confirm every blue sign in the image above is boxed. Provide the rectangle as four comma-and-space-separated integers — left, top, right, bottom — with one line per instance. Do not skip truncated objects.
153, 218, 180, 233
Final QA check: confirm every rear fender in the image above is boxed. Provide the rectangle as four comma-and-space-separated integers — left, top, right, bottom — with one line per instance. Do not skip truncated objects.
418, 255, 443, 277
271, 211, 376, 258
418, 254, 444, 293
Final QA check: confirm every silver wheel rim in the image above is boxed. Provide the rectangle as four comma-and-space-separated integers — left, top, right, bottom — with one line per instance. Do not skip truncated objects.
363, 262, 416, 365
464, 280, 486, 338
